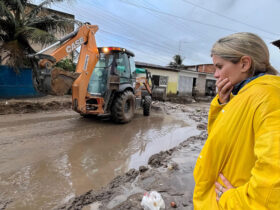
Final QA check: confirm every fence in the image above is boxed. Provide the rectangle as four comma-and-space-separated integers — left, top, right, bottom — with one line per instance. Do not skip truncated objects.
0, 65, 40, 98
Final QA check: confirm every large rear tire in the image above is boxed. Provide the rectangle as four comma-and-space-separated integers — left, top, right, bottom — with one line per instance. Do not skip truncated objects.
143, 96, 152, 116
111, 91, 135, 123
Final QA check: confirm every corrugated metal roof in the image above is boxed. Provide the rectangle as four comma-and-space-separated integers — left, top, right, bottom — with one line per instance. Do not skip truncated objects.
135, 61, 215, 74
135, 61, 179, 72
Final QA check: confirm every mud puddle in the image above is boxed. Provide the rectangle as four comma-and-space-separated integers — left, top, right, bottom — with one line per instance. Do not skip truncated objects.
0, 106, 201, 210
59, 102, 209, 210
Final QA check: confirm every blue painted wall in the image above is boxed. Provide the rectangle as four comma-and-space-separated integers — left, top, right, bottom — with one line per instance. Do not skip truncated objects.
0, 65, 40, 98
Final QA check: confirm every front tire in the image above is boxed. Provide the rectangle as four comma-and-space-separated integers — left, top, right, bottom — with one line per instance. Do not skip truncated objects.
111, 91, 135, 123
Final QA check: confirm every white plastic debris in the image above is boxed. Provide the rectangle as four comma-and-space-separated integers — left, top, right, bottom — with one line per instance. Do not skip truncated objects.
141, 191, 165, 210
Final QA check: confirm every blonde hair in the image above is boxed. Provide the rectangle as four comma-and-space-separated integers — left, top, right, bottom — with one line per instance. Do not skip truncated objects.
211, 32, 278, 75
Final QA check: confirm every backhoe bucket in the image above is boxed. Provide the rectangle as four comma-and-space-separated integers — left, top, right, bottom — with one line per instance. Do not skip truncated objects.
50, 68, 80, 95
152, 87, 167, 101
33, 67, 79, 96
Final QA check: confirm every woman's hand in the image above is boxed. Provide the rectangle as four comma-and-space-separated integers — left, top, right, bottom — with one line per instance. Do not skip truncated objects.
216, 78, 233, 104
215, 173, 234, 201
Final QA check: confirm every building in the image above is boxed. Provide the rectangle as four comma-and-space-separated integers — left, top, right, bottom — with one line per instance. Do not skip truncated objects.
136, 62, 216, 99
180, 64, 216, 97
136, 62, 179, 95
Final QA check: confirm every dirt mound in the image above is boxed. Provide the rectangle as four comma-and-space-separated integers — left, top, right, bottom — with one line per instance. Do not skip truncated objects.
50, 68, 79, 96
0, 96, 72, 115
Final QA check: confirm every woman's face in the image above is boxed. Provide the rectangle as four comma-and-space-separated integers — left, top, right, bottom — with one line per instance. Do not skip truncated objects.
212, 55, 248, 85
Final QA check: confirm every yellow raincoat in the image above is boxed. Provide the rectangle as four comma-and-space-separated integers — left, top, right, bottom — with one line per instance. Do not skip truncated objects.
193, 75, 280, 209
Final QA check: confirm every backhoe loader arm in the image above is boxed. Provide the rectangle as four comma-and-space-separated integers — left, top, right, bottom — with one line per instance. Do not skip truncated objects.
36, 25, 99, 71
70, 25, 100, 113
135, 69, 153, 96
31, 24, 99, 104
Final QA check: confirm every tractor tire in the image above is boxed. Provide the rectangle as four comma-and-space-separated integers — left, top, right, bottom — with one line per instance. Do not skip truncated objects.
111, 91, 135, 123
143, 96, 152, 116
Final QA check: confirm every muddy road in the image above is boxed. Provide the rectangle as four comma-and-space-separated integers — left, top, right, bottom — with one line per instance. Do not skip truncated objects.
0, 101, 208, 210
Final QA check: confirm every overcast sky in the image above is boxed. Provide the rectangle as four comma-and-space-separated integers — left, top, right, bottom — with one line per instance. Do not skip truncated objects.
33, 0, 280, 71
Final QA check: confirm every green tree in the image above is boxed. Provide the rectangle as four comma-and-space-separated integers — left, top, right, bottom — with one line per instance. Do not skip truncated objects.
169, 54, 184, 68
0, 0, 74, 70
55, 58, 76, 72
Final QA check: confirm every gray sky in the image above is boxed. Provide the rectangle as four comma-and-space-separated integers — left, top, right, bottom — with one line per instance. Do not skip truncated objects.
33, 0, 280, 71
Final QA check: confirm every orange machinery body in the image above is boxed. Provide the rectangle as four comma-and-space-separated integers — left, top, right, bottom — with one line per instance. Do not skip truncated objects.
38, 25, 106, 114
36, 24, 152, 116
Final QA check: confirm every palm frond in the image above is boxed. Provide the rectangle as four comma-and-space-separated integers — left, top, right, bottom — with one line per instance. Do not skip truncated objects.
1, 0, 24, 14
16, 26, 57, 46
1, 0, 75, 70
0, 1, 15, 21
0, 33, 9, 42
0, 19, 15, 38
25, 14, 75, 33
0, 40, 27, 71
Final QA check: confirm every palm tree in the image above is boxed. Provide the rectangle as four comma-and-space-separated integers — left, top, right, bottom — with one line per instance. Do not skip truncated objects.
0, 0, 74, 70
169, 54, 184, 68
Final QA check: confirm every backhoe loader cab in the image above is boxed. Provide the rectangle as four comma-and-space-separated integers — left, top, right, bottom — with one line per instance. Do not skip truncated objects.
87, 47, 136, 96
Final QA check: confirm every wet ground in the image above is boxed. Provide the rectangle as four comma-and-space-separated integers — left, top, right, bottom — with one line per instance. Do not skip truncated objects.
0, 98, 209, 210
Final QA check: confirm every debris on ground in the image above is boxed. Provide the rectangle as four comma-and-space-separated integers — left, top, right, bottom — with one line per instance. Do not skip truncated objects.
141, 191, 165, 210
0, 95, 72, 115
0, 95, 211, 210
56, 101, 209, 210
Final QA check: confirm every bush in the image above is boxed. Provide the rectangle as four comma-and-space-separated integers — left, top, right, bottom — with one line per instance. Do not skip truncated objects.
55, 59, 76, 72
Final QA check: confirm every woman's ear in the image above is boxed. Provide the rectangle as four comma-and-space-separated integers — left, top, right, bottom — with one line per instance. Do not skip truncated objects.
240, 56, 252, 73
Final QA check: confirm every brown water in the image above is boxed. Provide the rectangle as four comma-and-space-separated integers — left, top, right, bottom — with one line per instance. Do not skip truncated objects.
0, 110, 199, 209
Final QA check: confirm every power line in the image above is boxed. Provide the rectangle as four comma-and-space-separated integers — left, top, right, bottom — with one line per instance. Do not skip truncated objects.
82, 0, 187, 50
99, 29, 176, 54
119, 0, 238, 33
54, 3, 180, 54
97, 35, 170, 64
47, 2, 220, 65
136, 0, 221, 49
119, 0, 276, 41
180, 0, 280, 37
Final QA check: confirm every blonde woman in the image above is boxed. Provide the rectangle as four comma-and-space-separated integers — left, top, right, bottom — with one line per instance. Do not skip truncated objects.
193, 32, 280, 209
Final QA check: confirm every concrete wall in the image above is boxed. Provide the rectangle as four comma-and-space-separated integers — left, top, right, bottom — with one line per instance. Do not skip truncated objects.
197, 73, 207, 96
144, 68, 178, 94
178, 76, 193, 96
178, 70, 197, 96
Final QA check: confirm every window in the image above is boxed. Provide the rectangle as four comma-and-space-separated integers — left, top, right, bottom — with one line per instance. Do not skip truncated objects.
129, 56, 136, 77
116, 53, 131, 83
